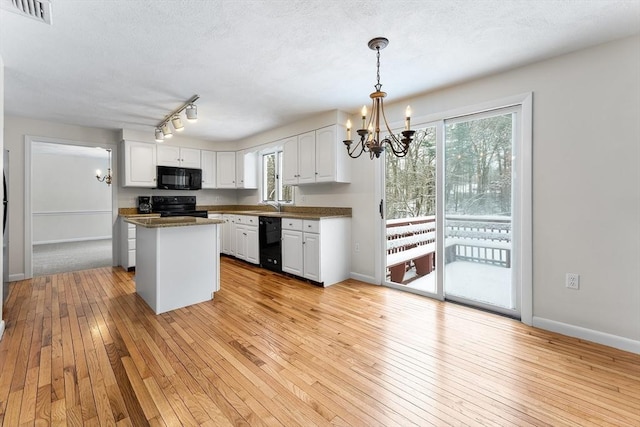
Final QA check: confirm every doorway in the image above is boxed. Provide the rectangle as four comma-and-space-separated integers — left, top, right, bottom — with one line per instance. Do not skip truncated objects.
381, 95, 532, 321
25, 138, 116, 278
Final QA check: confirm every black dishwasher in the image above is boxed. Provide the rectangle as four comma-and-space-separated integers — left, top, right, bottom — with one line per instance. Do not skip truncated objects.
259, 217, 282, 272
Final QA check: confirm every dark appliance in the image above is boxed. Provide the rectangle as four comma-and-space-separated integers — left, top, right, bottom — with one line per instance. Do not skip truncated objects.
151, 195, 208, 218
3, 150, 9, 303
137, 196, 151, 214
156, 165, 202, 190
259, 216, 282, 272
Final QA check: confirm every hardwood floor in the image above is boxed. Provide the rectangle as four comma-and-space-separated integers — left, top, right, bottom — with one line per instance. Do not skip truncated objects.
0, 257, 638, 426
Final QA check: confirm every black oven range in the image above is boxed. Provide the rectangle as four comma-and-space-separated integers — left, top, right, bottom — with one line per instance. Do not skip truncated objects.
151, 196, 208, 218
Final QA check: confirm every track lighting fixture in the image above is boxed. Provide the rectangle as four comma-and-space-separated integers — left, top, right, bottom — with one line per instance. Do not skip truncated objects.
155, 128, 164, 142
171, 115, 184, 131
185, 103, 197, 121
161, 123, 173, 138
155, 95, 199, 141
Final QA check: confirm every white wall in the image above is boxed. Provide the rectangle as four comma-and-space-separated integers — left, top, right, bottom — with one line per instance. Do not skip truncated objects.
32, 147, 111, 243
240, 35, 640, 348
3, 118, 119, 279
3, 35, 638, 350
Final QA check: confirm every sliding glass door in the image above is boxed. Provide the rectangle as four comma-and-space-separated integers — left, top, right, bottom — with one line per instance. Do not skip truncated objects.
443, 108, 519, 316
382, 99, 529, 320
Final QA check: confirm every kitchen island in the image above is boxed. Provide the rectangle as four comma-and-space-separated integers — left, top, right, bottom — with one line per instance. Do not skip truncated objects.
124, 216, 224, 314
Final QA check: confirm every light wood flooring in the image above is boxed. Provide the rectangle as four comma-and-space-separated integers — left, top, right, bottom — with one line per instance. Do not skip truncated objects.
0, 257, 639, 426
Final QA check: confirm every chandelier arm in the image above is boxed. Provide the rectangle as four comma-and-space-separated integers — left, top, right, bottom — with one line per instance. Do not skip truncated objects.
379, 100, 409, 157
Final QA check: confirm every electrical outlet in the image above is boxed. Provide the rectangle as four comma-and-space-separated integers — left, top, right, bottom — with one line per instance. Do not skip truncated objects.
355, 243, 360, 252
566, 273, 580, 290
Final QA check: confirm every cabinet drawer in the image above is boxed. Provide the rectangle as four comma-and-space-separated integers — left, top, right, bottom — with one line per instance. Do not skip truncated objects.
129, 237, 136, 250
282, 218, 303, 231
128, 249, 136, 267
128, 225, 136, 239
303, 220, 320, 233
236, 215, 258, 226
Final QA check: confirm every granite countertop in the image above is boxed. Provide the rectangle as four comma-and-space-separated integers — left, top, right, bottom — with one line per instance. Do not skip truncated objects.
124, 216, 224, 228
119, 205, 352, 220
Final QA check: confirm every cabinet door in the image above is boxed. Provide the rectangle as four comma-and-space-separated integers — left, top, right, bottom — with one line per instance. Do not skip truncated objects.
315, 125, 336, 182
201, 150, 216, 189
180, 148, 202, 168
157, 145, 181, 166
216, 152, 236, 188
303, 232, 321, 282
245, 227, 259, 264
235, 225, 248, 260
282, 136, 299, 185
297, 131, 316, 184
237, 151, 257, 189
124, 140, 157, 187
282, 229, 303, 276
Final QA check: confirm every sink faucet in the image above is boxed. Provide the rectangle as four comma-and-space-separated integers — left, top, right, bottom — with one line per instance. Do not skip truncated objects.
264, 201, 281, 212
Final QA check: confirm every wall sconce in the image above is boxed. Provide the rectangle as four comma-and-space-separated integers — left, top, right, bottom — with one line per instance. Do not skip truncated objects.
95, 148, 112, 186
155, 95, 199, 142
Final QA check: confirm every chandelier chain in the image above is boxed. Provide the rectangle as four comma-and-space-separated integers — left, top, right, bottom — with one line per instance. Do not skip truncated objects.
375, 46, 382, 92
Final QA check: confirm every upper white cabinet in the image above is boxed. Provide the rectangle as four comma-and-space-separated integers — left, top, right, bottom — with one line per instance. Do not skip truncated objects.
236, 150, 257, 189
216, 151, 237, 188
201, 150, 217, 189
281, 125, 350, 186
157, 145, 201, 168
122, 140, 157, 187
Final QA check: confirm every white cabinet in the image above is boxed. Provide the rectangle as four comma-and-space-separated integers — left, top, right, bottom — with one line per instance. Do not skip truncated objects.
201, 150, 217, 189
122, 140, 157, 187
119, 218, 136, 270
236, 150, 258, 189
221, 214, 237, 255
157, 146, 201, 168
281, 125, 350, 186
216, 152, 237, 188
235, 215, 259, 264
282, 136, 299, 185
281, 217, 350, 286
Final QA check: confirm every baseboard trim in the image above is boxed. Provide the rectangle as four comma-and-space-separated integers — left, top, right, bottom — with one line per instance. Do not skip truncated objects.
0, 320, 5, 341
533, 316, 640, 354
33, 236, 111, 245
9, 273, 25, 282
350, 272, 378, 285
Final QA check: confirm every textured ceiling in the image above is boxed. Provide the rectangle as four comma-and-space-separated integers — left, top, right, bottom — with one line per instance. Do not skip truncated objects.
1, 0, 639, 143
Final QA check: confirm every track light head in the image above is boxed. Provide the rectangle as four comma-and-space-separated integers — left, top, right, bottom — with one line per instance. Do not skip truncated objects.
185, 103, 197, 121
161, 123, 173, 138
171, 115, 184, 131
155, 128, 164, 142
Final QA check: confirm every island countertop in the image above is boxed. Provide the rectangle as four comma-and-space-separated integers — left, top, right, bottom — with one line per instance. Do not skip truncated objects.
125, 216, 224, 228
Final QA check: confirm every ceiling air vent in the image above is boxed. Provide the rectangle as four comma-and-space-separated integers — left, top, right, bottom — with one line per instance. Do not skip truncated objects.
1, 0, 52, 25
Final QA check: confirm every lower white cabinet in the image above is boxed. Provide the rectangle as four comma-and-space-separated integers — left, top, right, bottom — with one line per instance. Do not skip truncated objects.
119, 218, 136, 270
235, 215, 259, 264
221, 214, 237, 256
282, 217, 350, 286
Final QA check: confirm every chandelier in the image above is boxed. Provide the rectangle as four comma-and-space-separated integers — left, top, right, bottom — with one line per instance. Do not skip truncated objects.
344, 37, 415, 159
95, 148, 112, 186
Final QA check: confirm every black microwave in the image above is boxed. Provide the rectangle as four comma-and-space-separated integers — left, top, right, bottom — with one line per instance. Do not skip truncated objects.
156, 166, 202, 190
